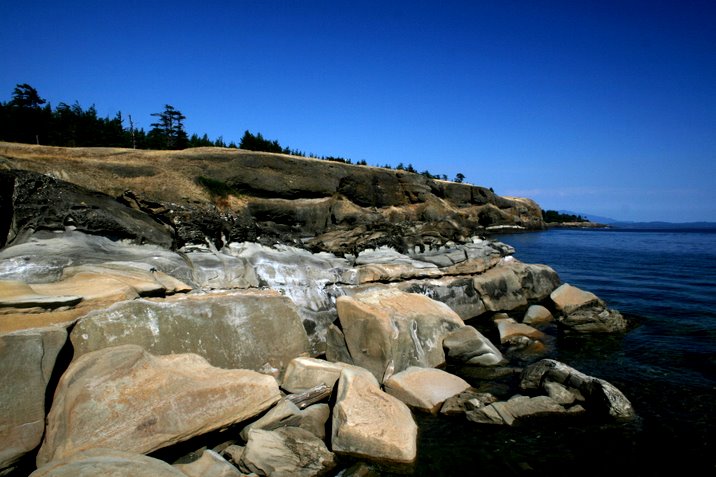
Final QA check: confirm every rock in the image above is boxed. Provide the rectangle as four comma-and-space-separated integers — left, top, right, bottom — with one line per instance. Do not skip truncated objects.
174, 450, 244, 477
353, 247, 441, 283
550, 283, 599, 314
221, 445, 245, 466
511, 261, 560, 301
0, 280, 82, 312
472, 261, 528, 311
37, 345, 281, 465
398, 276, 486, 320
70, 290, 311, 378
239, 427, 336, 477
544, 381, 578, 405
559, 305, 628, 333
184, 251, 258, 290
336, 289, 464, 381
466, 395, 569, 426
0, 326, 67, 472
442, 325, 505, 366
298, 404, 330, 440
440, 388, 498, 416
522, 304, 553, 326
239, 400, 302, 441
0, 169, 173, 248
29, 448, 186, 477
331, 367, 417, 465
493, 317, 545, 344
281, 357, 358, 394
412, 239, 507, 275
520, 359, 635, 419
383, 367, 471, 413
325, 324, 353, 364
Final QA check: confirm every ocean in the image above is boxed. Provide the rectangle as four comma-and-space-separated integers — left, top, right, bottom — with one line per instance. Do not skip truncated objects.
407, 228, 716, 476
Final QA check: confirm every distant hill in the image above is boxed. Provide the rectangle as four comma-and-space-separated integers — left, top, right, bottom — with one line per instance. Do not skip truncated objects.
558, 210, 716, 229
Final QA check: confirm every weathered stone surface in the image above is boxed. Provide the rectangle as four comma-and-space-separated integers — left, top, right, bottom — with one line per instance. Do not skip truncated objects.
70, 290, 311, 378
439, 388, 498, 416
0, 169, 173, 249
520, 359, 635, 419
332, 367, 417, 465
472, 261, 528, 311
550, 283, 599, 314
511, 261, 560, 301
0, 326, 67, 472
559, 305, 628, 333
336, 289, 464, 380
412, 238, 509, 275
37, 345, 281, 465
384, 367, 471, 413
466, 395, 569, 426
298, 403, 330, 440
0, 280, 82, 312
523, 304, 553, 326
353, 247, 441, 283
325, 324, 353, 364
544, 381, 578, 405
183, 251, 258, 290
494, 317, 545, 344
240, 427, 336, 477
442, 325, 505, 366
240, 400, 302, 441
29, 448, 186, 477
398, 276, 486, 320
174, 449, 244, 477
281, 357, 357, 394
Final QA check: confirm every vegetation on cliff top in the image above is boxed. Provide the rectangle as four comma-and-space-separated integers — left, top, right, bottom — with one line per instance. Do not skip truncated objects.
0, 83, 466, 184
541, 209, 590, 223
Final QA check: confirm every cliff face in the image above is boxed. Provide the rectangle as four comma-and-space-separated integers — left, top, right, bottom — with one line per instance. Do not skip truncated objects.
0, 142, 544, 253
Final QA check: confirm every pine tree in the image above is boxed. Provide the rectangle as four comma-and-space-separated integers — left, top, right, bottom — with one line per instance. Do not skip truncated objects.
148, 104, 188, 149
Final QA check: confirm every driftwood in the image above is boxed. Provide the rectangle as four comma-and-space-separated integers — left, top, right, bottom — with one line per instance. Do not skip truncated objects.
285, 383, 331, 409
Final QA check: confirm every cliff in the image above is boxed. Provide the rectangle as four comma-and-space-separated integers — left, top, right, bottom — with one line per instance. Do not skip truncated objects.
0, 142, 544, 253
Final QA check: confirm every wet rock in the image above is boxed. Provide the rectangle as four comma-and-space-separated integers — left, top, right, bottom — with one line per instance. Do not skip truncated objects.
336, 289, 464, 381
439, 388, 498, 416
466, 395, 569, 426
383, 367, 471, 413
70, 290, 311, 378
331, 367, 417, 465
520, 359, 635, 419
239, 427, 336, 477
37, 345, 281, 465
29, 448, 186, 477
0, 326, 67, 472
442, 325, 505, 366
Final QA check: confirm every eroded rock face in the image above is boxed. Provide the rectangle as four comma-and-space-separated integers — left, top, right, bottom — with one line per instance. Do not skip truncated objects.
70, 290, 311, 378
0, 326, 67, 472
37, 345, 281, 465
281, 357, 359, 394
331, 367, 417, 465
29, 448, 186, 477
336, 289, 464, 381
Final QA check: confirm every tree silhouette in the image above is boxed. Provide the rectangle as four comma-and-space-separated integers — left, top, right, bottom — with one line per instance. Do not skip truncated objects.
148, 104, 188, 149
454, 173, 465, 183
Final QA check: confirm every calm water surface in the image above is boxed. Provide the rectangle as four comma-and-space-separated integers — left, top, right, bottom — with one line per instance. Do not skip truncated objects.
407, 228, 716, 476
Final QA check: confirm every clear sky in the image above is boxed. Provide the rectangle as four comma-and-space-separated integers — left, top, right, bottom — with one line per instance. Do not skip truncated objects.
2, 0, 715, 222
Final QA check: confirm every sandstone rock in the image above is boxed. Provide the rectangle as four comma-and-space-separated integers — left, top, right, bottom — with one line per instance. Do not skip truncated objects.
544, 381, 578, 405
439, 388, 498, 416
240, 427, 336, 477
466, 395, 568, 426
325, 324, 353, 364
298, 403, 330, 440
494, 317, 545, 344
0, 280, 82, 312
398, 276, 486, 320
184, 251, 258, 290
523, 304, 553, 326
442, 325, 505, 366
511, 261, 560, 301
472, 261, 528, 311
550, 283, 599, 314
520, 359, 635, 419
221, 445, 245, 466
0, 326, 67, 472
174, 449, 244, 477
331, 367, 417, 465
70, 290, 311, 378
29, 448, 186, 477
0, 169, 173, 249
37, 345, 281, 465
559, 305, 628, 333
353, 247, 441, 283
281, 357, 357, 394
336, 289, 464, 381
383, 367, 471, 413
239, 400, 302, 441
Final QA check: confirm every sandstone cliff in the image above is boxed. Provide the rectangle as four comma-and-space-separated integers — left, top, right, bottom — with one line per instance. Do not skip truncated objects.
0, 142, 544, 253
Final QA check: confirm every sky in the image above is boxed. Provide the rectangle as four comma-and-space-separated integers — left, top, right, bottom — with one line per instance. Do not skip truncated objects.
1, 0, 715, 222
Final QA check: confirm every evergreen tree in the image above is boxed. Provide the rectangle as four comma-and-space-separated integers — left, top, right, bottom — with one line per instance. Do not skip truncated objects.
454, 173, 465, 183
148, 104, 188, 150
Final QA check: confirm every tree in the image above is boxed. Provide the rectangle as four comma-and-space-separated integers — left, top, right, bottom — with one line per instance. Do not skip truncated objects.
3, 83, 51, 144
454, 173, 465, 183
148, 104, 188, 149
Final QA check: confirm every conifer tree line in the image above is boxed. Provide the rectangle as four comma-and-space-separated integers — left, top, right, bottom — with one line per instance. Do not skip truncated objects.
0, 83, 467, 183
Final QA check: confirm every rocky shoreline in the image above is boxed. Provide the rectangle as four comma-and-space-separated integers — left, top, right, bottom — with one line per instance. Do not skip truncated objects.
0, 144, 633, 476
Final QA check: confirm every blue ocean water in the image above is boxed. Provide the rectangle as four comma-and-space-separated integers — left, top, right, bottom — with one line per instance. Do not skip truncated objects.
409, 228, 716, 476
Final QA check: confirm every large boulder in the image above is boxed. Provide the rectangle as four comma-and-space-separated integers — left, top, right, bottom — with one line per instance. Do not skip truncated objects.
520, 359, 635, 419
550, 283, 599, 314
240, 427, 336, 477
30, 448, 186, 477
466, 395, 575, 426
0, 169, 173, 248
70, 290, 311, 378
331, 367, 417, 465
550, 284, 627, 333
281, 357, 359, 394
0, 326, 67, 472
442, 325, 505, 366
472, 261, 528, 311
383, 367, 471, 413
37, 345, 281, 465
174, 449, 244, 477
335, 289, 464, 381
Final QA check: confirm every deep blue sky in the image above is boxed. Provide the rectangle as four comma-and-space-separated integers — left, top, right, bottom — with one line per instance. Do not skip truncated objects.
2, 1, 715, 222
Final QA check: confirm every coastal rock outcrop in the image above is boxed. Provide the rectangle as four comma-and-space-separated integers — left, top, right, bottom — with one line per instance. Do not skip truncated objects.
550, 283, 627, 333
36, 345, 281, 466
383, 367, 472, 413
